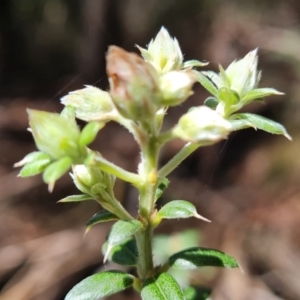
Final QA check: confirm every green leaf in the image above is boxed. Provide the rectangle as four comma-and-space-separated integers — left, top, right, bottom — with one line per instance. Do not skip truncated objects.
103, 238, 138, 266
42, 156, 73, 191
183, 286, 211, 300
65, 270, 134, 300
58, 194, 94, 203
230, 113, 292, 140
86, 210, 118, 229
229, 119, 254, 131
218, 87, 240, 105
155, 178, 170, 201
79, 121, 105, 147
242, 88, 283, 104
18, 159, 51, 177
197, 72, 218, 96
28, 109, 81, 160
104, 220, 143, 262
219, 65, 230, 88
183, 60, 209, 68
14, 151, 51, 168
168, 247, 239, 269
141, 273, 184, 300
204, 96, 218, 109
158, 200, 210, 222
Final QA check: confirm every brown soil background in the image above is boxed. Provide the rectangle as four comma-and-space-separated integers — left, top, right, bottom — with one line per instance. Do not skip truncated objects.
1, 1, 300, 299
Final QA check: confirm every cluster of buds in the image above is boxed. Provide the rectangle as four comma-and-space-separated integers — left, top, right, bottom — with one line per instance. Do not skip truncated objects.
15, 107, 104, 191
71, 164, 116, 203
58, 28, 236, 144
105, 27, 233, 141
15, 26, 288, 194
198, 49, 283, 118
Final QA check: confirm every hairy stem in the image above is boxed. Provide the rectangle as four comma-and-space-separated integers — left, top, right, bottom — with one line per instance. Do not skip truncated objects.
135, 135, 159, 279
135, 226, 154, 279
158, 142, 200, 179
90, 153, 141, 186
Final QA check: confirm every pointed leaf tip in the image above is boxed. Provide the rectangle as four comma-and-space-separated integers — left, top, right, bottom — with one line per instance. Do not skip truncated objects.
158, 200, 210, 221
57, 194, 94, 203
102, 239, 138, 266
169, 247, 239, 269
103, 244, 113, 263
230, 113, 292, 140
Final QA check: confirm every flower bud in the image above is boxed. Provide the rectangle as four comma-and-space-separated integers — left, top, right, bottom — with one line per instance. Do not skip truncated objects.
199, 49, 283, 117
159, 70, 197, 106
61, 86, 114, 122
137, 27, 183, 73
200, 50, 260, 99
28, 109, 82, 161
173, 106, 233, 144
224, 49, 259, 97
106, 46, 160, 121
71, 165, 115, 198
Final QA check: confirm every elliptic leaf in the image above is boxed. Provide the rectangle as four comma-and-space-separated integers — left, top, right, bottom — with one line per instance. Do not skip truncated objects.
229, 119, 254, 131
14, 151, 51, 167
141, 273, 184, 300
18, 159, 51, 177
230, 113, 292, 140
104, 220, 143, 262
58, 194, 94, 203
242, 88, 283, 104
197, 72, 218, 96
158, 200, 210, 222
168, 247, 239, 269
65, 270, 134, 300
107, 220, 143, 247
86, 210, 118, 229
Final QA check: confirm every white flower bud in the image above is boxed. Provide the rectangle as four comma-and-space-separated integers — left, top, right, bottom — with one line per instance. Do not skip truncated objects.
225, 49, 259, 97
137, 27, 183, 73
173, 106, 233, 144
159, 70, 197, 106
61, 86, 114, 122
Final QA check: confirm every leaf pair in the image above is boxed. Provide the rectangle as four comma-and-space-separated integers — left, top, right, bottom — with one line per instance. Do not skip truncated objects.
65, 246, 238, 300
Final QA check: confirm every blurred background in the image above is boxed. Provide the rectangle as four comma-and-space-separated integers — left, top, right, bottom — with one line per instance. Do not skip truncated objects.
1, 0, 300, 299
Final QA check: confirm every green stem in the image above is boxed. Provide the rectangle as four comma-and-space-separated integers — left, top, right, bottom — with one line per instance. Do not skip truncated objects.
138, 136, 159, 217
112, 114, 147, 147
100, 198, 133, 221
134, 134, 159, 279
135, 226, 154, 279
90, 153, 141, 186
158, 142, 200, 179
157, 129, 174, 145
